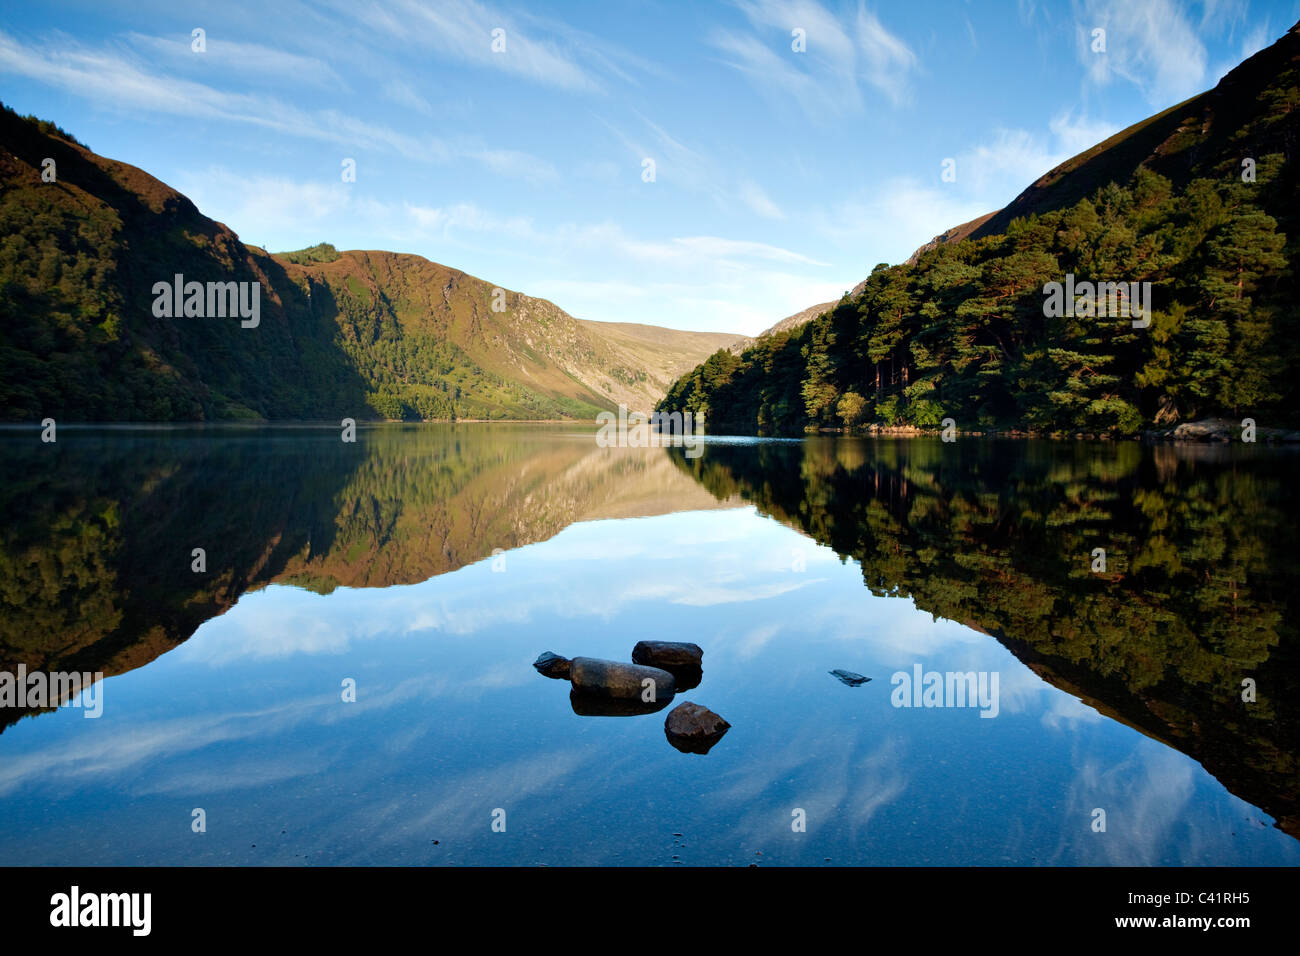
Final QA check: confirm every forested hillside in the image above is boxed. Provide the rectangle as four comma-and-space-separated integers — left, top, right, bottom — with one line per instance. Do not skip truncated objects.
660, 24, 1300, 436
0, 105, 740, 423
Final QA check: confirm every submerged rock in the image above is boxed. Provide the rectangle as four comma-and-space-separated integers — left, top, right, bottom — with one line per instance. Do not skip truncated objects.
569, 690, 672, 717
569, 657, 675, 702
664, 701, 731, 754
632, 640, 704, 669
664, 664, 703, 692
829, 669, 871, 686
533, 651, 571, 679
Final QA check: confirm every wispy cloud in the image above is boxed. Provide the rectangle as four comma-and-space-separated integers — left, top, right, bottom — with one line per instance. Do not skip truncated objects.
1075, 0, 1209, 106
854, 6, 919, 106
0, 29, 444, 159
1211, 15, 1273, 83
124, 32, 346, 88
813, 109, 1118, 262
0, 28, 566, 183
340, 0, 608, 92
668, 236, 826, 266
711, 0, 919, 116
171, 166, 838, 332
740, 180, 785, 219
1048, 110, 1121, 154
597, 111, 793, 223
381, 77, 437, 116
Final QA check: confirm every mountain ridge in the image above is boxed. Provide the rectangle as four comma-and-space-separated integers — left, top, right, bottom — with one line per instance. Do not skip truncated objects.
755, 22, 1300, 349
0, 107, 744, 422
659, 22, 1300, 436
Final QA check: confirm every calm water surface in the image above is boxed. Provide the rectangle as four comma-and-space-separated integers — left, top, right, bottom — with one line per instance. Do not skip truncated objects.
0, 425, 1296, 865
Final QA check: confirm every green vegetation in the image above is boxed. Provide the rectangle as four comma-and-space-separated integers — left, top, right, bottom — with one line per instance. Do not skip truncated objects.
4, 423, 1295, 836
278, 242, 341, 264
0, 425, 703, 723
1, 102, 87, 148
662, 159, 1297, 435
318, 271, 608, 421
661, 29, 1300, 436
0, 103, 370, 421
0, 108, 732, 423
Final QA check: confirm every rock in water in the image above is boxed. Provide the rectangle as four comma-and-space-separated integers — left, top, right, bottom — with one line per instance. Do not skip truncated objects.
665, 664, 703, 692
569, 690, 671, 717
569, 657, 675, 702
829, 669, 871, 686
632, 640, 704, 669
664, 701, 731, 754
533, 651, 571, 679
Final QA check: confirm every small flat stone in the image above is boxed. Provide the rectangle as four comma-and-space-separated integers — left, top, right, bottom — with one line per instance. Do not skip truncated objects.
829, 669, 871, 686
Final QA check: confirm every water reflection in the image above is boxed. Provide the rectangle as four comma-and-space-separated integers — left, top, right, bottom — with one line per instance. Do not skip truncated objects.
0, 425, 731, 729
668, 436, 1300, 841
0, 426, 1295, 864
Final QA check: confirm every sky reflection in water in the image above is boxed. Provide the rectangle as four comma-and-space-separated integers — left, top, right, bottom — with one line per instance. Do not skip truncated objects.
0, 428, 1296, 866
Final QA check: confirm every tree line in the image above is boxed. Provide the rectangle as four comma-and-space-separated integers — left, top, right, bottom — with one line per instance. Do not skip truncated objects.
660, 158, 1297, 436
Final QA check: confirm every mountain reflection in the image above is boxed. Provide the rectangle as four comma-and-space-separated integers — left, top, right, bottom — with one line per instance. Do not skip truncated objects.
0, 425, 733, 730
3, 426, 1297, 845
666, 436, 1300, 839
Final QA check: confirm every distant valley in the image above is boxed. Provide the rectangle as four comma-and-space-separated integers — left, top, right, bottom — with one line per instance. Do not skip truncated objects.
0, 107, 743, 423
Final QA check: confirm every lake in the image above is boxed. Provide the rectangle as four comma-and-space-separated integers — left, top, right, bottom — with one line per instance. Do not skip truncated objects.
0, 424, 1296, 865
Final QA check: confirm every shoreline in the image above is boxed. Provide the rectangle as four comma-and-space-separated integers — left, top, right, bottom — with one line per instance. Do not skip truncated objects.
4, 417, 1299, 444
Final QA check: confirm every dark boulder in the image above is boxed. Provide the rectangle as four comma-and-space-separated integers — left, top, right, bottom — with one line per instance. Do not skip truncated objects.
533, 651, 571, 679
632, 640, 703, 669
569, 657, 675, 702
664, 701, 731, 754
632, 642, 704, 689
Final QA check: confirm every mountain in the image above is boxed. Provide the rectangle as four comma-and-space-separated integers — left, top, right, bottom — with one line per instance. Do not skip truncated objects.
0, 105, 743, 423
966, 24, 1300, 243
899, 21, 1300, 263
733, 214, 1031, 357
726, 298, 843, 354
660, 23, 1300, 436
272, 245, 741, 420
905, 212, 998, 264
569, 318, 744, 401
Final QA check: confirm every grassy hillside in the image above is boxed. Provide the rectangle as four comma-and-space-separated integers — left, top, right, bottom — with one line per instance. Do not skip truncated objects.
660, 24, 1300, 436
574, 318, 742, 392
0, 105, 742, 422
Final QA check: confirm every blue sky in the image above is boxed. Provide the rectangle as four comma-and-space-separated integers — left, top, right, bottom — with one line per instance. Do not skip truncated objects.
1, 0, 1295, 334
